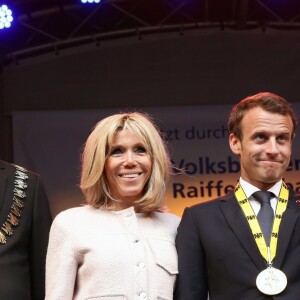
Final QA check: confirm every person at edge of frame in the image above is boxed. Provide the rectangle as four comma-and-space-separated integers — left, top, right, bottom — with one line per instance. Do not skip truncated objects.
0, 160, 52, 299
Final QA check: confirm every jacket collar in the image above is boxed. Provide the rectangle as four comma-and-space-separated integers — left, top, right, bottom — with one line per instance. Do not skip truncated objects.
274, 189, 300, 268
219, 190, 300, 271
219, 191, 266, 270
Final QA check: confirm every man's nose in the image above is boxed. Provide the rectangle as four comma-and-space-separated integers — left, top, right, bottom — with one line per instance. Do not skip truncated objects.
266, 138, 280, 155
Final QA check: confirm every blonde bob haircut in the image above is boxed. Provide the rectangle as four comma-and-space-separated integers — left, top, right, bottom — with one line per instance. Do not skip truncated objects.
80, 112, 172, 212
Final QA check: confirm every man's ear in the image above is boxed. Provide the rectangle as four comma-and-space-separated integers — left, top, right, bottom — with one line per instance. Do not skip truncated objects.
229, 133, 241, 155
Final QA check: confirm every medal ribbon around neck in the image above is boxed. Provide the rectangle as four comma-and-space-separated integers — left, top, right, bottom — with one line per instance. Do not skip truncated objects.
234, 181, 289, 263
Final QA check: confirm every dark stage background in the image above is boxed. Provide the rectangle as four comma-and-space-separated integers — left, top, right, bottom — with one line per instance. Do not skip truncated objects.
1, 0, 300, 216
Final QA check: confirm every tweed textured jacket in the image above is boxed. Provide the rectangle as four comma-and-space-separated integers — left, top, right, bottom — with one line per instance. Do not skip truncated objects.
46, 205, 180, 300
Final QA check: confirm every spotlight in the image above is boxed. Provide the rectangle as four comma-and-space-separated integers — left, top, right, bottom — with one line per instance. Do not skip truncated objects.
81, 0, 102, 3
0, 4, 13, 30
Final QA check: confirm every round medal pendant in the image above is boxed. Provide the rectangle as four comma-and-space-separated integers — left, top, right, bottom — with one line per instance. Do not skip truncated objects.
256, 267, 287, 295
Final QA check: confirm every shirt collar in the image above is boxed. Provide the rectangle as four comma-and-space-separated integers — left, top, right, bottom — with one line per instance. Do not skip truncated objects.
239, 177, 282, 199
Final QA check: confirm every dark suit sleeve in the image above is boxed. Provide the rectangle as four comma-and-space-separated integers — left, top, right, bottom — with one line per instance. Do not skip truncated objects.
29, 175, 52, 300
174, 207, 208, 300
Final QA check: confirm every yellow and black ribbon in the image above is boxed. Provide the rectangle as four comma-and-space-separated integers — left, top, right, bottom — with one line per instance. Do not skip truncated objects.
235, 182, 289, 262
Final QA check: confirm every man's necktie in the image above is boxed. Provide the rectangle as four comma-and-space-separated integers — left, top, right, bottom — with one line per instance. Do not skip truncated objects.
252, 191, 274, 246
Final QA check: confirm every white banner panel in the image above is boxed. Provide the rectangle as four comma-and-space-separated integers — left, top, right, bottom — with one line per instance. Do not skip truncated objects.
12, 104, 300, 217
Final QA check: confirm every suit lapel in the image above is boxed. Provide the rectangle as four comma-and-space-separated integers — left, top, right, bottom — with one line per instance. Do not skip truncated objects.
219, 192, 266, 270
273, 191, 300, 268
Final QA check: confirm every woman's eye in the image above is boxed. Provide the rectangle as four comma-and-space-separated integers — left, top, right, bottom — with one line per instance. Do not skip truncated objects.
111, 148, 123, 155
135, 146, 146, 153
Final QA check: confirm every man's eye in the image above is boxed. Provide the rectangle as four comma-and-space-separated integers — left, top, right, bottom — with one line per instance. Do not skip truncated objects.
277, 135, 288, 142
255, 134, 266, 141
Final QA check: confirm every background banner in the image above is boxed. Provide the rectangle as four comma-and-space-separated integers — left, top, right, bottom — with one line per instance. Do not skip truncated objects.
12, 104, 300, 217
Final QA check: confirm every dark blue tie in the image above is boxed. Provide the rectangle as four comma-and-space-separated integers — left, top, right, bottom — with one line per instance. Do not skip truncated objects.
252, 191, 274, 246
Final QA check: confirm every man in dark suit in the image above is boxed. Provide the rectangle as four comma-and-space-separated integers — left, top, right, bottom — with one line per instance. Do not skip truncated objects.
0, 160, 52, 299
174, 92, 300, 299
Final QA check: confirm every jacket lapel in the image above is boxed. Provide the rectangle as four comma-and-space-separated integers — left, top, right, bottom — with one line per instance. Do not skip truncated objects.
273, 191, 300, 268
219, 191, 266, 270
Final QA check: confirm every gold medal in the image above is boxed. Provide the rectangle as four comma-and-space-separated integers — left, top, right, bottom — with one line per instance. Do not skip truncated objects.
256, 266, 287, 295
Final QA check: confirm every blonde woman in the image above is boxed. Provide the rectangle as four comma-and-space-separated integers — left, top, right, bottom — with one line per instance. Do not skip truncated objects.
45, 112, 180, 300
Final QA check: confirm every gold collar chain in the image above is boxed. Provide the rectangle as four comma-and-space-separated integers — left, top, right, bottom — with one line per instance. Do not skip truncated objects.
0, 165, 28, 244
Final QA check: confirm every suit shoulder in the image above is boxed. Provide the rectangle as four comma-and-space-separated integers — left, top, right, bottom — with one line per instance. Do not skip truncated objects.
186, 191, 234, 212
16, 164, 40, 178
0, 160, 40, 179
0, 160, 17, 173
289, 189, 300, 209
0, 160, 12, 169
